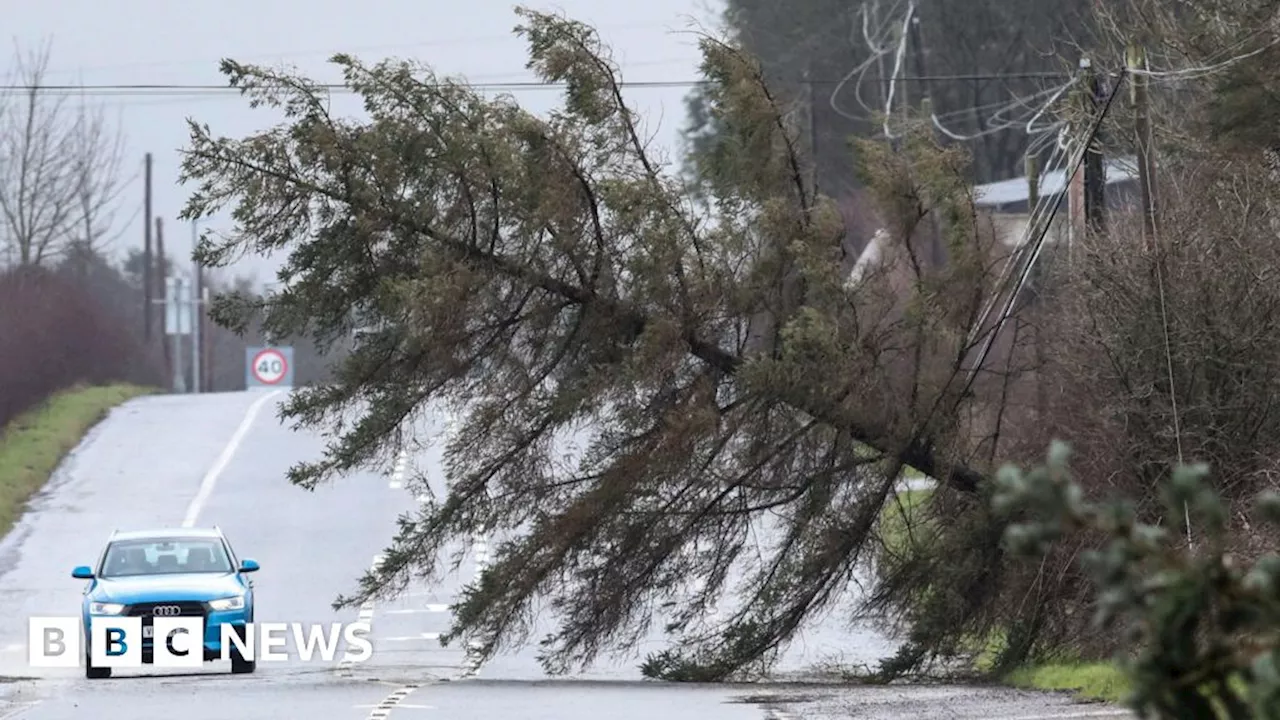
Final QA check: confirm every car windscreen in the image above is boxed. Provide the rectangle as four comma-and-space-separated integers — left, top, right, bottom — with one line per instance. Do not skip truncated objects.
99, 538, 233, 577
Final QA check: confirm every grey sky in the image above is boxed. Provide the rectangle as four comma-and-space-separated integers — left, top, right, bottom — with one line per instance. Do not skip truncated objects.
12, 0, 720, 287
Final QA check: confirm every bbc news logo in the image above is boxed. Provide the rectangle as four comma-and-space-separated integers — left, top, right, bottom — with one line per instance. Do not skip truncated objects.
28, 617, 372, 667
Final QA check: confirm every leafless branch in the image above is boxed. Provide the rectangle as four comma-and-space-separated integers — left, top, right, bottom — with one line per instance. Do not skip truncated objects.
0, 40, 132, 267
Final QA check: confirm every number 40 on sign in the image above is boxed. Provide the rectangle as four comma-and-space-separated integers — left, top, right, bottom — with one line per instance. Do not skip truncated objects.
244, 346, 294, 388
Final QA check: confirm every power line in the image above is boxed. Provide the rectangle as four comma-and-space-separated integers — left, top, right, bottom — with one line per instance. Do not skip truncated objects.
0, 72, 1076, 97
40, 22, 684, 77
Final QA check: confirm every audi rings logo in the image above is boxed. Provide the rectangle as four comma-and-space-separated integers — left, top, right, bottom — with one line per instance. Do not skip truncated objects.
151, 605, 182, 616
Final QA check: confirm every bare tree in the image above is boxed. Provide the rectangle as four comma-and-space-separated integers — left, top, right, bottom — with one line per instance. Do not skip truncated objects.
0, 40, 132, 267
66, 93, 134, 258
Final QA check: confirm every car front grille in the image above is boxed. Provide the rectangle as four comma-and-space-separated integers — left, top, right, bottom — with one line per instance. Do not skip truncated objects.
127, 601, 206, 618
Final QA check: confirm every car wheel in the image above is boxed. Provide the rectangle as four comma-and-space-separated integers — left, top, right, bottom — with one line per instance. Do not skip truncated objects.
231, 652, 255, 674
85, 649, 111, 679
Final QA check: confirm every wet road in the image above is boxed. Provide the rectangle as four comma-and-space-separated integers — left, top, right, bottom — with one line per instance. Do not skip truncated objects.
0, 390, 1132, 718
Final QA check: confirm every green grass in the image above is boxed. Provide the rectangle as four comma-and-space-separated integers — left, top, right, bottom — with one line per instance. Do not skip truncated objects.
0, 383, 155, 537
1004, 661, 1130, 703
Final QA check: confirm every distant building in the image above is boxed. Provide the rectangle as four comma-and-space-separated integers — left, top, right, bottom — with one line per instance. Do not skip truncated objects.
842, 153, 1142, 289
973, 155, 1141, 248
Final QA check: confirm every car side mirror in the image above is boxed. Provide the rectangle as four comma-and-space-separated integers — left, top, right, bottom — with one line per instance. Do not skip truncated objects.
71, 566, 94, 579
238, 559, 259, 573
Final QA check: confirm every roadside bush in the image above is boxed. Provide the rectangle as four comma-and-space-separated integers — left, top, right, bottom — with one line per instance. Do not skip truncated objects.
995, 441, 1280, 719
0, 263, 162, 428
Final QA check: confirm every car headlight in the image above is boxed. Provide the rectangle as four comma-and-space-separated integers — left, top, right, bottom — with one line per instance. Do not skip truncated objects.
89, 602, 125, 615
208, 595, 245, 611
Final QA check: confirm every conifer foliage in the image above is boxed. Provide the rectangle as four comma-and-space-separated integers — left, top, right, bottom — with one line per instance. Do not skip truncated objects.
178, 8, 1010, 676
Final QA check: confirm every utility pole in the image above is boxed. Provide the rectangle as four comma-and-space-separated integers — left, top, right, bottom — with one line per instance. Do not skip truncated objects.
908, 12, 945, 267
1082, 59, 1107, 236
1025, 151, 1049, 420
909, 15, 933, 126
143, 153, 153, 343
1025, 151, 1043, 257
1066, 58, 1091, 251
1128, 43, 1157, 246
157, 217, 170, 381
191, 221, 202, 393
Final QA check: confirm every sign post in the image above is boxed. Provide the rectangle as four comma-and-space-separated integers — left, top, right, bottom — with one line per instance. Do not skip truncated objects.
153, 270, 202, 394
245, 346, 294, 388
164, 277, 191, 393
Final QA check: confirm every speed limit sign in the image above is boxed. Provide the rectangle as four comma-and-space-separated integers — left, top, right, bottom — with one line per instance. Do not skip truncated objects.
245, 346, 294, 388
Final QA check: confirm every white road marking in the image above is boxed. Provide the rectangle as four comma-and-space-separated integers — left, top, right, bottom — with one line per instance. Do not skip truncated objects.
336, 554, 387, 677
182, 389, 284, 527
1, 643, 23, 652
354, 705, 433, 710
384, 604, 449, 614
389, 447, 408, 489
382, 633, 441, 641
364, 686, 418, 719
461, 512, 490, 679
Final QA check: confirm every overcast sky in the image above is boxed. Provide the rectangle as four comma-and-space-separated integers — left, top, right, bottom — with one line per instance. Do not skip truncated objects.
9, 0, 720, 287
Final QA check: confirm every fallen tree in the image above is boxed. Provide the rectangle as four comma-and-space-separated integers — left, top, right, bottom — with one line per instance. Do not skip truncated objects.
179, 7, 1026, 677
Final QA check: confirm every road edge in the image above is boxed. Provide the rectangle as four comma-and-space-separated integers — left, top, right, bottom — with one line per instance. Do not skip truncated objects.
0, 383, 158, 542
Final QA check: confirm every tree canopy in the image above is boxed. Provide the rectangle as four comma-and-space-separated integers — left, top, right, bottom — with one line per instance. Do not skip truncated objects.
179, 7, 1014, 676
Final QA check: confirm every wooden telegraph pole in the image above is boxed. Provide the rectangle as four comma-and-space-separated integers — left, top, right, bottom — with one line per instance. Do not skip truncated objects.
1128, 43, 1157, 245
156, 218, 170, 381
908, 12, 948, 267
143, 153, 153, 343
1068, 57, 1108, 248
1082, 59, 1107, 236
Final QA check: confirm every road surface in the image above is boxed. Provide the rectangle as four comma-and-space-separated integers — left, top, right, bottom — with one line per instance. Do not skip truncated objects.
0, 390, 1132, 718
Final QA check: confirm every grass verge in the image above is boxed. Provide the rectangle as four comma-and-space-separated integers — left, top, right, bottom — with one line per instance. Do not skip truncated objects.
877, 487, 1132, 705
1004, 661, 1130, 704
0, 383, 155, 538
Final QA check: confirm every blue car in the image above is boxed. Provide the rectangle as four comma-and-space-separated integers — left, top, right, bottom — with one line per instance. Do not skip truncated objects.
71, 527, 258, 678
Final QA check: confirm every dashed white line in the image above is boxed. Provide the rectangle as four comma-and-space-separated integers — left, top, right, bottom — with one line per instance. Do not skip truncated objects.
389, 447, 409, 489
384, 604, 450, 614
460, 510, 491, 678
383, 633, 441, 642
337, 554, 386, 677
182, 389, 284, 527
363, 685, 418, 719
